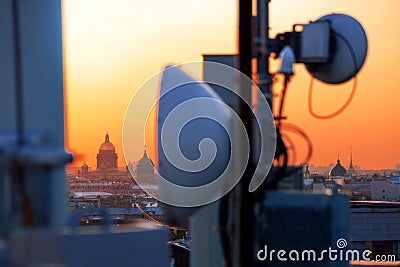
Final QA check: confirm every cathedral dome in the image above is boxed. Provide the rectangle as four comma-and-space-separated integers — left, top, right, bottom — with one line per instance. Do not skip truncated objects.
96, 133, 118, 170
136, 149, 155, 181
138, 149, 154, 168
329, 157, 347, 177
99, 133, 115, 151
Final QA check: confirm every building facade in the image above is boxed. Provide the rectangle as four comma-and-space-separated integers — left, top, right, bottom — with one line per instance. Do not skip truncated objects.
96, 133, 118, 170
371, 177, 400, 201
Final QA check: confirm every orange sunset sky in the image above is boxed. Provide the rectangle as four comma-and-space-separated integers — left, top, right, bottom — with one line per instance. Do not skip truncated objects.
63, 0, 400, 170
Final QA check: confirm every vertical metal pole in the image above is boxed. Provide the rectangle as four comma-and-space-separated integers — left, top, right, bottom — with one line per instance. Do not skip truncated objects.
238, 0, 253, 266
12, 0, 35, 227
11, 0, 24, 148
257, 0, 272, 108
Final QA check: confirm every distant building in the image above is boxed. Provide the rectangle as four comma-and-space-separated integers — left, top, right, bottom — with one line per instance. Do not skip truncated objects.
67, 133, 161, 196
136, 149, 156, 184
350, 201, 400, 260
371, 176, 400, 201
303, 164, 311, 179
96, 132, 118, 171
81, 162, 89, 175
396, 163, 400, 171
329, 156, 347, 177
68, 133, 135, 196
347, 148, 356, 176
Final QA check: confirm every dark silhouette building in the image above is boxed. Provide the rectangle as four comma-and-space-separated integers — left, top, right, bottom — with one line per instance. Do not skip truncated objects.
136, 149, 155, 183
96, 133, 118, 171
329, 156, 347, 177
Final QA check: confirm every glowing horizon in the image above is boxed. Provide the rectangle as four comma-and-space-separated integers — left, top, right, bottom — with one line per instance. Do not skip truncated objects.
64, 0, 400, 170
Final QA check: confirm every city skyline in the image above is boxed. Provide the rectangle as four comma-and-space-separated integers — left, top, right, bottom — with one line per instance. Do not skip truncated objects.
68, 131, 150, 169
64, 0, 400, 169
69, 130, 398, 174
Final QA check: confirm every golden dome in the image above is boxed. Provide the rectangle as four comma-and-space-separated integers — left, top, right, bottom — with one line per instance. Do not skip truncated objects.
99, 133, 115, 151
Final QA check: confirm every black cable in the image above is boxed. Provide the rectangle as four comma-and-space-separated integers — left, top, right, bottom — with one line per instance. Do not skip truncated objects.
280, 123, 313, 163
262, 122, 313, 189
262, 132, 288, 190
277, 74, 291, 128
280, 132, 297, 165
260, 73, 291, 190
257, 72, 292, 191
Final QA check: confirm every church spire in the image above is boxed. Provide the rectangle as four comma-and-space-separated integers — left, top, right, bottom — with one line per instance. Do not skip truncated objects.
348, 147, 355, 172
105, 132, 109, 142
349, 148, 353, 167
304, 164, 311, 178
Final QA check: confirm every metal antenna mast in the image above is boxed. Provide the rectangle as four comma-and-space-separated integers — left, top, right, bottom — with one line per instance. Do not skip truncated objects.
237, 0, 272, 265
238, 0, 254, 265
